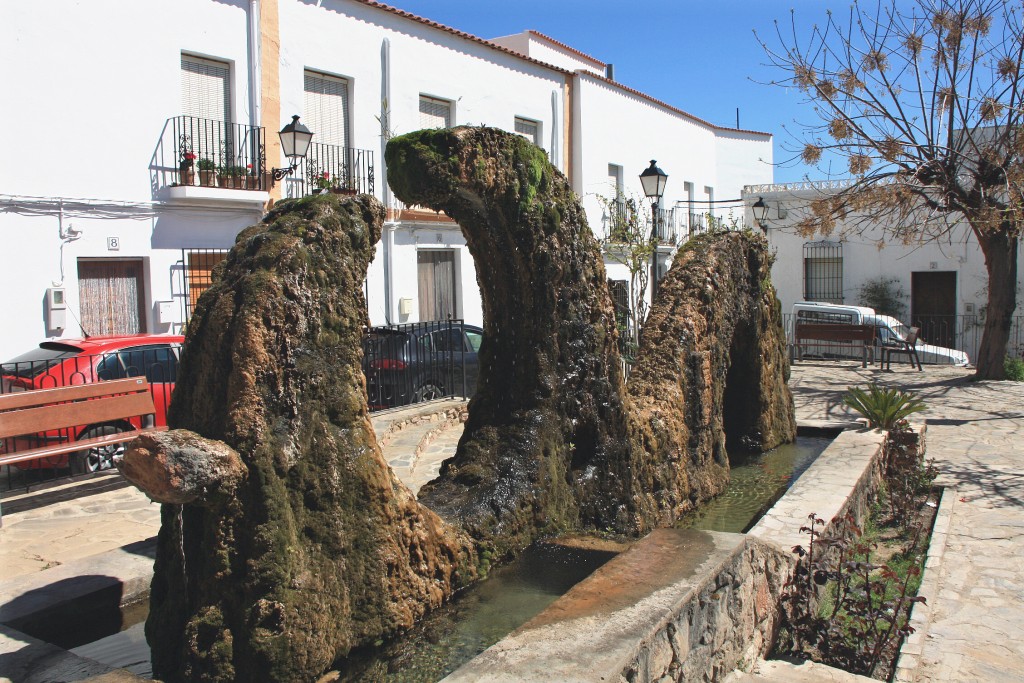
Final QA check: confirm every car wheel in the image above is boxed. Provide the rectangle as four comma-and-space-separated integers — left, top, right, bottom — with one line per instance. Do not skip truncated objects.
70, 425, 128, 475
414, 383, 444, 403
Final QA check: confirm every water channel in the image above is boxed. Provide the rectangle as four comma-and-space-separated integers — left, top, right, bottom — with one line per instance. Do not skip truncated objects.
69, 434, 833, 680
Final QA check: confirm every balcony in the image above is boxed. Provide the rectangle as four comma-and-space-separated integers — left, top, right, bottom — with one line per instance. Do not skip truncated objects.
286, 142, 375, 198
152, 116, 269, 205
602, 200, 678, 246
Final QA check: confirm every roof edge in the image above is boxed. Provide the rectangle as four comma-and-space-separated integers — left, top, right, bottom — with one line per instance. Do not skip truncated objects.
579, 71, 772, 138
350, 1, 571, 76
524, 30, 606, 68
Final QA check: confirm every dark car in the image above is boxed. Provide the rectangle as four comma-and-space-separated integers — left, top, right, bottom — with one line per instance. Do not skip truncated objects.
362, 322, 482, 409
0, 334, 183, 472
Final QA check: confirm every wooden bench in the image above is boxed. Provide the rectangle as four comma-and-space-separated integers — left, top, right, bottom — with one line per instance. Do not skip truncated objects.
881, 326, 923, 371
795, 323, 876, 368
0, 377, 165, 471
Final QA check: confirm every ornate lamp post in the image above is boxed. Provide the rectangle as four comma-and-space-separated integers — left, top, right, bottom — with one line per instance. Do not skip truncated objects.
752, 196, 770, 231
639, 160, 668, 302
272, 115, 314, 181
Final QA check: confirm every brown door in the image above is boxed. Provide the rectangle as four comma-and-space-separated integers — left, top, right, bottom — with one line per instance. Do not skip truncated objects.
911, 271, 956, 348
78, 259, 147, 336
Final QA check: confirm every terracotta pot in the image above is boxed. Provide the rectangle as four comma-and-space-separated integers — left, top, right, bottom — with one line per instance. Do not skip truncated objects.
179, 169, 195, 186
199, 170, 217, 187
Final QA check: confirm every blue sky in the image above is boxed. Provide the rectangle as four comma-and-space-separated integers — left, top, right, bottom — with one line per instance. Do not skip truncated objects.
387, 0, 835, 184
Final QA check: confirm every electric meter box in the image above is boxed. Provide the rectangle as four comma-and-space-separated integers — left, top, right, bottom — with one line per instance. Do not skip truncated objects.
45, 287, 67, 332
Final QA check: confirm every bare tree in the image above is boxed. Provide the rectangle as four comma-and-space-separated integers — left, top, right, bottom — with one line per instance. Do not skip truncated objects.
759, 0, 1023, 379
597, 190, 657, 359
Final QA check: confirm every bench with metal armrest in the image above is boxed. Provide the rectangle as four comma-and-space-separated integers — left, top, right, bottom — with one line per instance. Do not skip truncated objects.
794, 323, 876, 368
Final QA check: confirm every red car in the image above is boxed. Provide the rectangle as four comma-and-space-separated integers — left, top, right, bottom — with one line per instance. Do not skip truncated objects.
0, 334, 184, 473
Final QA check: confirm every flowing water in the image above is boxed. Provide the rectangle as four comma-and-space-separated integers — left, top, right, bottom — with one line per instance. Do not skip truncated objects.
678, 435, 834, 533
68, 434, 833, 680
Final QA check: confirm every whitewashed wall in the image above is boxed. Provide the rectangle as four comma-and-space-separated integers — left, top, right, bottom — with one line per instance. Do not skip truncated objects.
0, 0, 259, 359
743, 182, 1024, 359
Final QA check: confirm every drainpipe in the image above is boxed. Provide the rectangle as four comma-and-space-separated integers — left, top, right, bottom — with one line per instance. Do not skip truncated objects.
381, 38, 394, 324
248, 0, 261, 128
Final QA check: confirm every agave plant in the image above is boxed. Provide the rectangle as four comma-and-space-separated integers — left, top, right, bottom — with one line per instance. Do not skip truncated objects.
842, 383, 926, 429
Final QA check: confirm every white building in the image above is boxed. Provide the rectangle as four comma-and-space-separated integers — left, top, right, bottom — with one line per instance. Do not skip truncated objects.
0, 0, 772, 361
743, 180, 1024, 360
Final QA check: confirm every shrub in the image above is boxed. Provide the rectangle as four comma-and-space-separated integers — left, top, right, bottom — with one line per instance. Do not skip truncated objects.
857, 277, 906, 320
842, 383, 926, 429
1005, 356, 1024, 381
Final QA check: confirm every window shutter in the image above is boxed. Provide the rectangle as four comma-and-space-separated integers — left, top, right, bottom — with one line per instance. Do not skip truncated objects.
514, 117, 540, 145
419, 96, 452, 129
304, 72, 350, 148
181, 55, 231, 123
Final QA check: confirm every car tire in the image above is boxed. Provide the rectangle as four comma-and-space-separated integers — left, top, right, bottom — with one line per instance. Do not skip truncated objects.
70, 424, 128, 475
414, 383, 444, 403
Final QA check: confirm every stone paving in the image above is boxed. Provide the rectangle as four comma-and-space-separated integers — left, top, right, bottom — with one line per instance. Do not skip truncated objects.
788, 360, 1024, 683
2, 361, 1024, 682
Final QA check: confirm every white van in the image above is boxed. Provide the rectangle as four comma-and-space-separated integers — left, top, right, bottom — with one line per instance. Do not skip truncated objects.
792, 302, 970, 366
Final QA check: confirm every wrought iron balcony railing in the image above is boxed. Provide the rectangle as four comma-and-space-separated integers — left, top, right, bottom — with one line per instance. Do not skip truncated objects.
152, 116, 268, 192
288, 142, 375, 197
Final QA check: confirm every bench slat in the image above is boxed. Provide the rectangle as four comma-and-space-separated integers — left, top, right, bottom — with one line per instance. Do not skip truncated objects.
0, 391, 156, 440
0, 377, 150, 411
0, 425, 168, 467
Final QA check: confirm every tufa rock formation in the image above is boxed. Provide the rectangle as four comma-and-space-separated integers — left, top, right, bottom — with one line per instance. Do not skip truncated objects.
120, 126, 794, 683
127, 195, 476, 683
386, 126, 795, 553
627, 231, 797, 506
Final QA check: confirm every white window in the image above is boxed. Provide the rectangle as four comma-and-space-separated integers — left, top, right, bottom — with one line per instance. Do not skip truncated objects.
514, 117, 541, 145
607, 163, 623, 196
181, 54, 231, 123
304, 71, 350, 148
419, 95, 452, 129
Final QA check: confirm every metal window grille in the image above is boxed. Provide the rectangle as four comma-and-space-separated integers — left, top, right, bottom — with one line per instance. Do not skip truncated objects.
419, 95, 452, 128
514, 117, 540, 145
803, 242, 844, 303
609, 279, 630, 331
182, 249, 229, 321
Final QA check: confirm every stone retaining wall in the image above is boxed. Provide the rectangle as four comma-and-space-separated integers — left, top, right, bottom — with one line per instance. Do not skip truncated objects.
444, 427, 893, 682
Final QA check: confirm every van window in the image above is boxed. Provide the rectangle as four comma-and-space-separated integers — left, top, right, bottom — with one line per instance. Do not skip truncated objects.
796, 309, 854, 324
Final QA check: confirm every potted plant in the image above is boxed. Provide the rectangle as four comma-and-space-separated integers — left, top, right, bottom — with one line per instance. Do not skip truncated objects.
197, 157, 217, 187
244, 163, 260, 190
178, 152, 197, 186
314, 171, 333, 193
218, 164, 247, 189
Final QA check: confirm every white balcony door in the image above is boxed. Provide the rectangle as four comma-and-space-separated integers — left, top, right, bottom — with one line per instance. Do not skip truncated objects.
304, 72, 350, 148
181, 55, 232, 164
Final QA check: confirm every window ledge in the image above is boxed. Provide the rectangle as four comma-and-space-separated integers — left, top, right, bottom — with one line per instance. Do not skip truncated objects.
159, 185, 269, 206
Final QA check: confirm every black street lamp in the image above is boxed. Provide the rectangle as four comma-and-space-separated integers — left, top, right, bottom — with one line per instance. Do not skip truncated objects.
272, 115, 315, 181
752, 196, 770, 231
639, 160, 668, 302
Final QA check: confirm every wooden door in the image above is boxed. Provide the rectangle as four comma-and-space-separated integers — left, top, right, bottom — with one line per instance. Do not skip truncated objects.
912, 271, 957, 348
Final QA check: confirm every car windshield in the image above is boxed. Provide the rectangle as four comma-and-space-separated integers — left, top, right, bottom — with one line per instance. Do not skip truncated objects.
890, 322, 910, 339
0, 342, 84, 379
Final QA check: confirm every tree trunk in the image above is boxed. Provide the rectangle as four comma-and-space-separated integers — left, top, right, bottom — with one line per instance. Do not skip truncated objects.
974, 228, 1019, 380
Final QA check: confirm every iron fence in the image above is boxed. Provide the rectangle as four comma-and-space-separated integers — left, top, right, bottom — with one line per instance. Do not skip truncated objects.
0, 347, 179, 491
152, 115, 268, 192
362, 320, 475, 411
290, 142, 375, 197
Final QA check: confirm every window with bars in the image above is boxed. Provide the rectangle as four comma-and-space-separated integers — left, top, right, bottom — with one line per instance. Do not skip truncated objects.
419, 95, 453, 129
182, 249, 229, 321
803, 241, 844, 303
304, 71, 350, 148
514, 117, 541, 145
